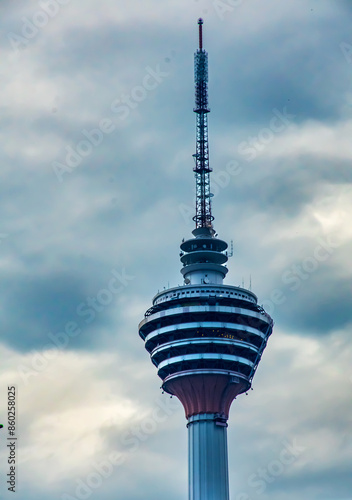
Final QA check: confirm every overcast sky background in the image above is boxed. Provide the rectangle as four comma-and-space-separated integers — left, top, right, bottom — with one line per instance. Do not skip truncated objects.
0, 0, 352, 499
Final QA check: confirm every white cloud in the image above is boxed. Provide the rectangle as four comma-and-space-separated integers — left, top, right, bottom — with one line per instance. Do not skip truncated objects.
266, 119, 352, 161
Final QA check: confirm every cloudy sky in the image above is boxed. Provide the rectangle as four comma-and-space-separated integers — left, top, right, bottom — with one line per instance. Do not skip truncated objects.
0, 0, 352, 499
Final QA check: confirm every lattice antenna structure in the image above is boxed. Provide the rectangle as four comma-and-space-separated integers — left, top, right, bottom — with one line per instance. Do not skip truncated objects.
193, 18, 214, 230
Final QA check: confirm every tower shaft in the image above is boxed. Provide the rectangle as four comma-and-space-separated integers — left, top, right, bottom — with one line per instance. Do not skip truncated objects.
188, 414, 229, 500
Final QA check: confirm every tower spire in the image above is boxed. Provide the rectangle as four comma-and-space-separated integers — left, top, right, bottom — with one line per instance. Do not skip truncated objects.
198, 17, 203, 49
193, 18, 213, 230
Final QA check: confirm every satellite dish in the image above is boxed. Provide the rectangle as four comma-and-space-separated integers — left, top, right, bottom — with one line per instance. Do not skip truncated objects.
184, 278, 191, 284
204, 277, 210, 284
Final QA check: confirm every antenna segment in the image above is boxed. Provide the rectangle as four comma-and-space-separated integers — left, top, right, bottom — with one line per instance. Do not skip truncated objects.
198, 17, 203, 49
193, 18, 214, 229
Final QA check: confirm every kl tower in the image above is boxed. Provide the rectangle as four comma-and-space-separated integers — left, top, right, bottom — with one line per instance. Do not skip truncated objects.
138, 19, 274, 500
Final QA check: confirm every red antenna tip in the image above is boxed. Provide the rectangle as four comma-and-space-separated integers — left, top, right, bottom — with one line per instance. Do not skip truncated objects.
198, 18, 203, 49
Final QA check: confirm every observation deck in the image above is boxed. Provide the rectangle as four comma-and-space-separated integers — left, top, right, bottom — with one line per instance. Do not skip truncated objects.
139, 277, 273, 418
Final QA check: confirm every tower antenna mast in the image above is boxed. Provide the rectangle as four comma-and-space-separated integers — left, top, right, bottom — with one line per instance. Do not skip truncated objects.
193, 18, 213, 229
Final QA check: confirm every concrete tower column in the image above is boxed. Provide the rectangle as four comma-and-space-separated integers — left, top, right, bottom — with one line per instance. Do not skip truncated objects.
188, 414, 229, 500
